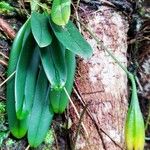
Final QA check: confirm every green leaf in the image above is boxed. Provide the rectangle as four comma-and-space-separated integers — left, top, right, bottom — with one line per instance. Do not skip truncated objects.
24, 46, 40, 117
7, 19, 30, 138
50, 50, 76, 113
28, 69, 54, 148
50, 19, 93, 59
39, 36, 67, 90
0, 1, 15, 13
15, 24, 36, 119
31, 12, 52, 47
51, 0, 71, 26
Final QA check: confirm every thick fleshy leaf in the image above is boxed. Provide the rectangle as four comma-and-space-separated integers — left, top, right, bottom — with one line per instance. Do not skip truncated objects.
125, 74, 145, 150
39, 36, 67, 90
51, 0, 71, 26
24, 47, 40, 117
15, 25, 36, 119
31, 12, 52, 47
6, 19, 30, 138
50, 19, 93, 59
50, 50, 76, 113
28, 69, 54, 147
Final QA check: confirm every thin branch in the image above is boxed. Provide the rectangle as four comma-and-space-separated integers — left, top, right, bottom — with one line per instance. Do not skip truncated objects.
0, 59, 8, 67
52, 126, 59, 150
25, 145, 30, 150
0, 96, 6, 100
0, 52, 9, 60
63, 87, 89, 137
71, 1, 81, 33
73, 104, 88, 150
73, 85, 107, 150
0, 18, 16, 39
145, 102, 150, 131
74, 83, 124, 150
0, 71, 15, 87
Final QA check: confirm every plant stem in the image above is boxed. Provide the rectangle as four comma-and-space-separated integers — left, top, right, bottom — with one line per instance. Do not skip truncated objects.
145, 102, 150, 131
73, 104, 88, 150
73, 17, 130, 76
73, 17, 141, 106
63, 87, 88, 136
30, 0, 40, 12
128, 73, 139, 106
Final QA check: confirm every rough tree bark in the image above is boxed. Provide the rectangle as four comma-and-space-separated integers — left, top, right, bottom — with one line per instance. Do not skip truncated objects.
70, 3, 129, 150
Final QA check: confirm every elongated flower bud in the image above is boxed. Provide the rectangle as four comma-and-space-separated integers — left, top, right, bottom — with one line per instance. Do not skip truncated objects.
125, 74, 145, 150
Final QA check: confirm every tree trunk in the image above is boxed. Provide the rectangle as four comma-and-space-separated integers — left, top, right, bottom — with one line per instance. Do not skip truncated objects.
70, 4, 129, 150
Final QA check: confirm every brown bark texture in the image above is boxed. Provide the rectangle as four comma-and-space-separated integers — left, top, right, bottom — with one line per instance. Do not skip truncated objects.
70, 4, 129, 150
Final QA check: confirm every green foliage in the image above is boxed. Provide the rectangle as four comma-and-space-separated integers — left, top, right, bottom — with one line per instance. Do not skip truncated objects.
50, 19, 93, 59
31, 12, 52, 47
44, 129, 54, 145
51, 0, 71, 26
0, 1, 15, 14
5, 0, 145, 149
39, 37, 67, 90
24, 47, 40, 118
7, 19, 30, 139
0, 102, 5, 114
35, 129, 54, 150
5, 138, 14, 146
0, 132, 9, 145
0, 102, 9, 146
15, 21, 35, 119
0, 102, 6, 128
6, 0, 92, 147
28, 69, 54, 147
50, 51, 76, 113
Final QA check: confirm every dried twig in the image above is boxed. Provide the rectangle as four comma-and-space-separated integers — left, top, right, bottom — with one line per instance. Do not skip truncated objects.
73, 104, 88, 150
73, 85, 107, 150
0, 96, 6, 100
0, 52, 9, 60
145, 102, 150, 131
0, 71, 15, 87
0, 59, 7, 67
74, 83, 124, 150
0, 18, 16, 39
53, 128, 60, 150
72, 0, 81, 33
25, 145, 30, 150
63, 87, 89, 137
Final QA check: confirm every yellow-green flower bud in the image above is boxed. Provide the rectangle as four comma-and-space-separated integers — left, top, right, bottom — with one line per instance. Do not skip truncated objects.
125, 74, 145, 150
